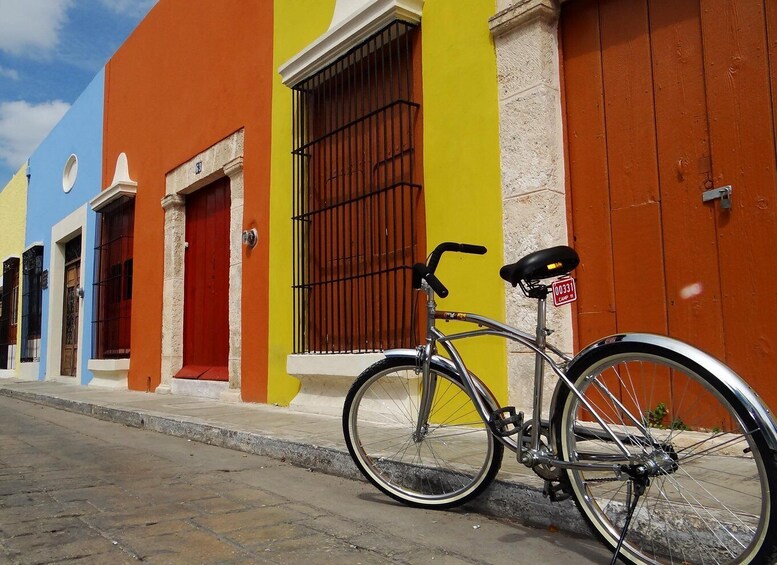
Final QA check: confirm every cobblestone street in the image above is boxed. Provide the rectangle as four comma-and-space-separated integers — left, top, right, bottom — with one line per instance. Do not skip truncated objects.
0, 395, 610, 564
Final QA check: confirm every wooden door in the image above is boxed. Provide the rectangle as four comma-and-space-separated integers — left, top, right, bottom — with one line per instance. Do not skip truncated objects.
561, 0, 777, 410
61, 238, 81, 377
0, 259, 19, 370
8, 267, 18, 347
179, 177, 230, 381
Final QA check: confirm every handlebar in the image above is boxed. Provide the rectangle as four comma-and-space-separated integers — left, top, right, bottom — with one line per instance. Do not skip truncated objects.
412, 242, 487, 298
427, 242, 487, 273
412, 263, 449, 297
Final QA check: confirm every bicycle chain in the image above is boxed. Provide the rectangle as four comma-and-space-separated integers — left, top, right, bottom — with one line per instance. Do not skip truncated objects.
585, 476, 623, 483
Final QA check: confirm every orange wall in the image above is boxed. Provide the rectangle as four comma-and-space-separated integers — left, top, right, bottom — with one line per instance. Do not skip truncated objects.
103, 0, 274, 401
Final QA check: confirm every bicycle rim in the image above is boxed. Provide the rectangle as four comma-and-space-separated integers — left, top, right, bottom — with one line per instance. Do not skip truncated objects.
346, 362, 500, 507
559, 352, 772, 564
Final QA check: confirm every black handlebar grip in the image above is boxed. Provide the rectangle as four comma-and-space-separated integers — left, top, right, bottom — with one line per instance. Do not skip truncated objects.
458, 244, 487, 255
425, 272, 449, 298
412, 263, 449, 297
428, 242, 487, 273
433, 242, 487, 255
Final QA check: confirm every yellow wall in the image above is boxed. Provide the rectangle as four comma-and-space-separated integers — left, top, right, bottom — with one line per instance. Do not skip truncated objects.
0, 164, 29, 371
268, 0, 506, 404
420, 1, 507, 403
0, 165, 27, 258
268, 0, 336, 403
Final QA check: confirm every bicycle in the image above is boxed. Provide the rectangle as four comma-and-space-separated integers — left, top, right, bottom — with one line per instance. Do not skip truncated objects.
342, 242, 777, 564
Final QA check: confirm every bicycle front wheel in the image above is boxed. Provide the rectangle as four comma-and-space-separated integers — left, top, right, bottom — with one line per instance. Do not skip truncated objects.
343, 357, 503, 509
554, 340, 777, 564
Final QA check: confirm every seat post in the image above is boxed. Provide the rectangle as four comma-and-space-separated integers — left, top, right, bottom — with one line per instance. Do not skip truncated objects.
530, 291, 548, 449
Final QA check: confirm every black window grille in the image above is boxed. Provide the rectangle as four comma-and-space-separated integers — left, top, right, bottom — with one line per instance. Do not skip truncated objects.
0, 257, 20, 369
292, 21, 424, 354
92, 196, 134, 359
20, 246, 43, 363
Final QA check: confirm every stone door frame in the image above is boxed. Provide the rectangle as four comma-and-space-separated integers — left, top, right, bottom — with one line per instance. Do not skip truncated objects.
158, 129, 245, 399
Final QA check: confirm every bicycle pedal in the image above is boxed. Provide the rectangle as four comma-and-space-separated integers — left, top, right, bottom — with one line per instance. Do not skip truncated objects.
543, 479, 572, 502
491, 407, 523, 437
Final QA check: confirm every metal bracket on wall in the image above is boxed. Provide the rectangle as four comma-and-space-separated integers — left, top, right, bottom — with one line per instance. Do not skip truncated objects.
702, 185, 732, 209
242, 228, 258, 248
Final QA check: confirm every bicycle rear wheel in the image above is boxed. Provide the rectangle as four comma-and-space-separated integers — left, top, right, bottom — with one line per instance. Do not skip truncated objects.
554, 340, 777, 564
343, 357, 503, 509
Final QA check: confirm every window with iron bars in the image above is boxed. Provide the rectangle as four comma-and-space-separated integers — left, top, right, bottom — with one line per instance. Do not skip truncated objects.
92, 196, 134, 359
292, 21, 424, 354
0, 257, 19, 369
20, 245, 43, 363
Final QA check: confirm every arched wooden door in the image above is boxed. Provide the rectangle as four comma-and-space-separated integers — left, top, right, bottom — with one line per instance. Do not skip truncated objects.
561, 0, 777, 410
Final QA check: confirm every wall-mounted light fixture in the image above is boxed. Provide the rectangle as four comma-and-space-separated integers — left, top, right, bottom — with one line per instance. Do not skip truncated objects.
242, 228, 258, 248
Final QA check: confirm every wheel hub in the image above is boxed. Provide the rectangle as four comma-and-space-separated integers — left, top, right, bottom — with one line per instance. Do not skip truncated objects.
412, 423, 429, 443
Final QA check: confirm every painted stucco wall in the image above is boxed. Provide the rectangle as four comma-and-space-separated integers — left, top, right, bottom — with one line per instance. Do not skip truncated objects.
93, 0, 507, 405
0, 164, 28, 372
268, 0, 336, 404
25, 69, 104, 384
0, 165, 28, 259
420, 0, 507, 404
268, 0, 507, 405
103, 0, 275, 400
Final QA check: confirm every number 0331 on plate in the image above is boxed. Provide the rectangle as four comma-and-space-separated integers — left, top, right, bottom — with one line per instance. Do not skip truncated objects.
551, 276, 577, 307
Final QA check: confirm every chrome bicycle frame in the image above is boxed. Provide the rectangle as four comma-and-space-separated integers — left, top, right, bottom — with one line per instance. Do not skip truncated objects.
414, 280, 639, 472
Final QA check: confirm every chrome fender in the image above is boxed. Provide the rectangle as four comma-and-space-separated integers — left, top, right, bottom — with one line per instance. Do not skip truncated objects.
551, 333, 777, 451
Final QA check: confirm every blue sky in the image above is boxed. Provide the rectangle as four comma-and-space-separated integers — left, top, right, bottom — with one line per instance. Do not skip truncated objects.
0, 0, 157, 187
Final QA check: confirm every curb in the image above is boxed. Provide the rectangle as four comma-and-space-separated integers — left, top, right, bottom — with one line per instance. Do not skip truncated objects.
0, 386, 591, 536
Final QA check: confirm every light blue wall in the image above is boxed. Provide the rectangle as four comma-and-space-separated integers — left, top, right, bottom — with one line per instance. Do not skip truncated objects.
25, 69, 104, 385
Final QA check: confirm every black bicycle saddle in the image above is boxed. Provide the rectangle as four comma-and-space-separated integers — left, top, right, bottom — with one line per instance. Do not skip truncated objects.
500, 246, 579, 287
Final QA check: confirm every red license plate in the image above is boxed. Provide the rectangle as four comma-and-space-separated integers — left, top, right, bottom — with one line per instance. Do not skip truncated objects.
551, 277, 577, 307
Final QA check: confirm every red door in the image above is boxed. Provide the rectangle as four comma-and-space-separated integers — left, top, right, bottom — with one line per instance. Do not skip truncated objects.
178, 177, 230, 381
561, 0, 777, 410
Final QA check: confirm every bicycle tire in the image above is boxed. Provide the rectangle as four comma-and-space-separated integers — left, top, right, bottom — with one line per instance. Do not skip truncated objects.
343, 356, 503, 509
553, 340, 777, 564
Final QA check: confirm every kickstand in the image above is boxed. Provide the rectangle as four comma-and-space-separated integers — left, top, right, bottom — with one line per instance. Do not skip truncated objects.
609, 479, 645, 565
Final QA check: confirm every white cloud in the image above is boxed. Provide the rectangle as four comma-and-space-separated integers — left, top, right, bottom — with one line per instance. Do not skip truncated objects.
0, 65, 19, 80
99, 0, 157, 18
0, 0, 73, 56
0, 100, 70, 169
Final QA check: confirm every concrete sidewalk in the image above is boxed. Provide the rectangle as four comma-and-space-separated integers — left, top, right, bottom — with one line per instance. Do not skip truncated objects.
0, 378, 588, 536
